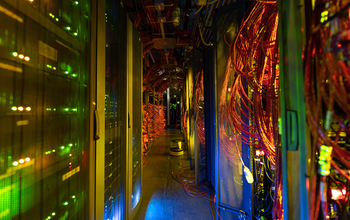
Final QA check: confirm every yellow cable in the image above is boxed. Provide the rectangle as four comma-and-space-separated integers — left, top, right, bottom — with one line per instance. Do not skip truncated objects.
194, 6, 204, 15
198, 26, 213, 46
207, 0, 218, 5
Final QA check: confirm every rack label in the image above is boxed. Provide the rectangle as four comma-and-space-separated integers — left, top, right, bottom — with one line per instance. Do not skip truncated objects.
39, 41, 57, 61
62, 166, 80, 181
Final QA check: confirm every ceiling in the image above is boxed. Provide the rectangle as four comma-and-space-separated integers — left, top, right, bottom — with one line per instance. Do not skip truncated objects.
122, 0, 237, 94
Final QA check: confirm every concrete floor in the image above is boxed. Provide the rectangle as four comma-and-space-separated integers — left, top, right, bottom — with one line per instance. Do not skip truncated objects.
133, 129, 213, 220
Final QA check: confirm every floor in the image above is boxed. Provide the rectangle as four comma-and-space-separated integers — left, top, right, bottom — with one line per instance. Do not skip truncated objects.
133, 129, 213, 220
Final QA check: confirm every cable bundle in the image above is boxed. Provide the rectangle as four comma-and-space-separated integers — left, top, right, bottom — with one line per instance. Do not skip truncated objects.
304, 1, 350, 219
229, 1, 279, 166
142, 101, 166, 166
167, 156, 223, 220
220, 1, 282, 219
142, 103, 150, 166
195, 70, 205, 145
142, 101, 166, 143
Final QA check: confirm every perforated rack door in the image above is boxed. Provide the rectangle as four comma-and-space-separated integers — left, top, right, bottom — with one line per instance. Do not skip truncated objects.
104, 0, 128, 219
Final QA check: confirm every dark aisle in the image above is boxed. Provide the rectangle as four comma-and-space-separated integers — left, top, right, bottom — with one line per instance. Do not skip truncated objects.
134, 129, 212, 220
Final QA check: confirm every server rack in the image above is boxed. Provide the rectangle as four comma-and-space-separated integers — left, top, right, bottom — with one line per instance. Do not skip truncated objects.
0, 0, 92, 219
212, 1, 253, 219
185, 63, 195, 169
192, 48, 207, 185
103, 0, 128, 219
97, 3, 143, 220
0, 1, 143, 219
125, 17, 143, 220
278, 0, 310, 219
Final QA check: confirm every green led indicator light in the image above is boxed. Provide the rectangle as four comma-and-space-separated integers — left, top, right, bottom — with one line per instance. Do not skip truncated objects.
65, 71, 69, 74
74, 1, 79, 4
73, 32, 78, 36
72, 74, 77, 77
64, 202, 68, 205
47, 108, 51, 111
66, 27, 71, 31
72, 195, 75, 199
56, 18, 59, 21
46, 64, 52, 69
320, 11, 328, 23
278, 118, 282, 135
61, 146, 65, 149
69, 143, 73, 147
12, 52, 18, 57
48, 217, 51, 219
11, 106, 17, 111
53, 67, 56, 70
52, 149, 56, 152
53, 108, 56, 111
72, 108, 77, 112
65, 108, 69, 111
13, 161, 18, 166
52, 213, 56, 216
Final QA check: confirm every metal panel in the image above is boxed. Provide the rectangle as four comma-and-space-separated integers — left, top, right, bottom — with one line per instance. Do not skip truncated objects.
104, 0, 127, 219
131, 23, 143, 210
193, 48, 207, 185
213, 1, 252, 219
203, 46, 216, 187
126, 17, 143, 220
277, 0, 309, 219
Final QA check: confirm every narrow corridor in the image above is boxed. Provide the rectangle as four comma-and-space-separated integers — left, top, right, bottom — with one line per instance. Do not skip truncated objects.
134, 129, 212, 220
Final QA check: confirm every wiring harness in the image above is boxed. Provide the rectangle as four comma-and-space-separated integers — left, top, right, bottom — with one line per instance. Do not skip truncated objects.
167, 156, 223, 220
304, 1, 350, 219
142, 94, 167, 166
196, 70, 206, 145
221, 0, 282, 219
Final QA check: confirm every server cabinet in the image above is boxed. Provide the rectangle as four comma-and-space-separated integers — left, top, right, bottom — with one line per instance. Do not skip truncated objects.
126, 17, 143, 220
278, 0, 310, 219
186, 64, 195, 169
97, 3, 143, 220
192, 48, 207, 185
213, 2, 252, 219
131, 18, 142, 212
0, 0, 92, 219
103, 0, 128, 219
